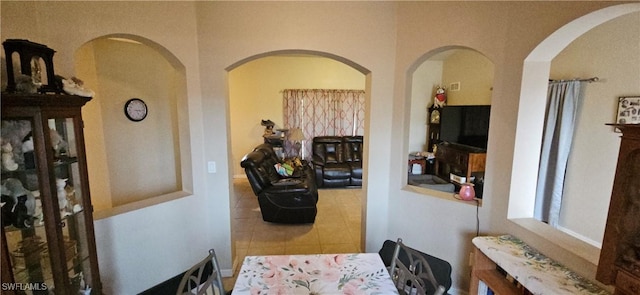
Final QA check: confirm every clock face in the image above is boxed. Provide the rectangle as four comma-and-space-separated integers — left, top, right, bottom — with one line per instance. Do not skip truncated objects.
430, 109, 440, 124
124, 98, 148, 122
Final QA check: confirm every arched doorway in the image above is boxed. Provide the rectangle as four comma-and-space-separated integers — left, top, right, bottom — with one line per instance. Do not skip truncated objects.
227, 50, 369, 267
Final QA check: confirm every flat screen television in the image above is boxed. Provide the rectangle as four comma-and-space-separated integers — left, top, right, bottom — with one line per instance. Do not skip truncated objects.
439, 105, 491, 150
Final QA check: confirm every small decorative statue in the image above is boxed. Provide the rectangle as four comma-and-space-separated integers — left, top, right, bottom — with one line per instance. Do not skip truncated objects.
15, 74, 40, 94
56, 75, 95, 97
22, 134, 35, 168
1, 178, 36, 228
65, 183, 80, 213
434, 86, 447, 108
22, 134, 34, 152
1, 120, 32, 167
56, 178, 71, 216
1, 184, 15, 227
261, 119, 275, 137
49, 128, 68, 157
1, 142, 19, 171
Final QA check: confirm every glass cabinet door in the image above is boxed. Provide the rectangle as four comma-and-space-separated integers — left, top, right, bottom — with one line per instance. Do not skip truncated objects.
2, 119, 50, 294
2, 116, 94, 294
47, 116, 95, 294
47, 118, 92, 294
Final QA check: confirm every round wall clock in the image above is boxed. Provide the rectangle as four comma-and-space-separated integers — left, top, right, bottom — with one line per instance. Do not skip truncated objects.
124, 98, 148, 122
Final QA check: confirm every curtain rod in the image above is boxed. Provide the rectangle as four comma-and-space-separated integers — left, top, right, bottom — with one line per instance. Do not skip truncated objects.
549, 77, 599, 83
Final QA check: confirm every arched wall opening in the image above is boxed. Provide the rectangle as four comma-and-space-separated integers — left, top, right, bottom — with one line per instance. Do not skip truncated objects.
508, 2, 640, 270
226, 49, 371, 264
76, 34, 192, 218
403, 45, 495, 202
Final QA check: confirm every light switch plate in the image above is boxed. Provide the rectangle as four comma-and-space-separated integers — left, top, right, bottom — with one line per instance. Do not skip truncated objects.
207, 161, 216, 173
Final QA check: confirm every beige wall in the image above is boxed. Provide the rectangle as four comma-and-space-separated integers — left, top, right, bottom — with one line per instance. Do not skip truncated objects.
1, 2, 208, 294
1, 1, 634, 294
85, 38, 182, 208
229, 55, 365, 177
391, 2, 625, 290
551, 11, 640, 246
75, 41, 113, 211
443, 50, 494, 106
195, 3, 398, 283
409, 60, 442, 153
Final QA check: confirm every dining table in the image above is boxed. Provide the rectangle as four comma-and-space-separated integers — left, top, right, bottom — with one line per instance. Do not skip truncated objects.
232, 253, 400, 295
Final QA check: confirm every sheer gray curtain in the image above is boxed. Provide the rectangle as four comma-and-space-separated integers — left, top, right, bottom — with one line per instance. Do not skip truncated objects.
534, 80, 585, 227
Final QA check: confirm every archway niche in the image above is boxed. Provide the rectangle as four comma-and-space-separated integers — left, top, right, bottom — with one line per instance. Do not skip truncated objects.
76, 34, 192, 216
406, 46, 494, 201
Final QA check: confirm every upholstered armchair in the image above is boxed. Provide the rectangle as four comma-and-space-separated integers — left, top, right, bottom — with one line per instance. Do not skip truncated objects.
240, 144, 318, 224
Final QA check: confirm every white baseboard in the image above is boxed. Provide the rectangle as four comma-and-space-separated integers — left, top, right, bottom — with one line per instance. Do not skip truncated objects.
448, 287, 469, 295
221, 268, 234, 278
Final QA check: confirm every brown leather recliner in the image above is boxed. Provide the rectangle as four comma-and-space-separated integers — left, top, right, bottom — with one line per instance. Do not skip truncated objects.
311, 136, 363, 188
240, 144, 318, 224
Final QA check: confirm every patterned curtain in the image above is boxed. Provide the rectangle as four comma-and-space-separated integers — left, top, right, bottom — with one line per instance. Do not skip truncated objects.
283, 89, 365, 159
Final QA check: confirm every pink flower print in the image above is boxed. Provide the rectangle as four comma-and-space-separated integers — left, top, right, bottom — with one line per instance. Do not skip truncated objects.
302, 257, 321, 271
289, 258, 299, 268
250, 286, 264, 295
342, 281, 366, 295
322, 254, 345, 268
290, 271, 310, 285
268, 284, 289, 295
321, 267, 341, 282
265, 255, 291, 268
333, 254, 346, 265
262, 268, 284, 285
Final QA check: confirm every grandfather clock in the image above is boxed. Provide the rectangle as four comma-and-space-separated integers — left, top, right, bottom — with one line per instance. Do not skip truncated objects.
427, 105, 441, 152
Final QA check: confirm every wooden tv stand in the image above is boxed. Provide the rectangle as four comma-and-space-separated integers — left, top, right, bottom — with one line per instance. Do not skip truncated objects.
470, 235, 609, 295
434, 142, 486, 183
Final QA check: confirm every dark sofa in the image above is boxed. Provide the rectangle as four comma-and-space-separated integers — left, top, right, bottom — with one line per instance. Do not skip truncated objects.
311, 136, 363, 188
240, 144, 318, 223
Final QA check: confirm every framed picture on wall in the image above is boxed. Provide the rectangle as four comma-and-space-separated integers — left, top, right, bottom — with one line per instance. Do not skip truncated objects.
616, 96, 640, 125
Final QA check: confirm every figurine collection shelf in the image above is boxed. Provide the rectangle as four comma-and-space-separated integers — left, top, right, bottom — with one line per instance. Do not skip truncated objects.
1, 93, 102, 295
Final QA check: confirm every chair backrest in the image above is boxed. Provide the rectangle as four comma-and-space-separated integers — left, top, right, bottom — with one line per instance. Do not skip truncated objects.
389, 238, 446, 295
312, 136, 344, 164
342, 136, 363, 162
176, 249, 224, 295
254, 143, 281, 165
240, 150, 280, 195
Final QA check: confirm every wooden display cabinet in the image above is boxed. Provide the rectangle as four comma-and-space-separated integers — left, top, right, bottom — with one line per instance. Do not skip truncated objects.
434, 142, 486, 182
597, 124, 640, 295
1, 93, 101, 294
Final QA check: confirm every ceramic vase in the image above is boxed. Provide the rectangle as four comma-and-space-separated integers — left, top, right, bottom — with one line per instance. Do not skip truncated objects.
459, 183, 476, 201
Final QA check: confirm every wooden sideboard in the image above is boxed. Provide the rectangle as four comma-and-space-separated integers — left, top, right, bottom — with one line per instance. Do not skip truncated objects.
597, 124, 640, 295
434, 142, 486, 184
471, 235, 609, 295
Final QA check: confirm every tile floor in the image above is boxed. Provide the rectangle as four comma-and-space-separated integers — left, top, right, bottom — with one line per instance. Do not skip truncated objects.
223, 178, 363, 290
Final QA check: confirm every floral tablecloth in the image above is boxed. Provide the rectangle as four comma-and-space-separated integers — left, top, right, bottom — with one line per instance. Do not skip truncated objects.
232, 253, 399, 295
473, 235, 610, 295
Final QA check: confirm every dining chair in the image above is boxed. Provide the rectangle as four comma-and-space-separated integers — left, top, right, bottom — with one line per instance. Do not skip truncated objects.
389, 238, 447, 295
176, 249, 225, 295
